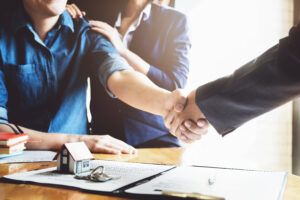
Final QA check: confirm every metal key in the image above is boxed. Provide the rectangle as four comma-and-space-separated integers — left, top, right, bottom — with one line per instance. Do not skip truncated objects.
74, 174, 91, 180
74, 166, 120, 182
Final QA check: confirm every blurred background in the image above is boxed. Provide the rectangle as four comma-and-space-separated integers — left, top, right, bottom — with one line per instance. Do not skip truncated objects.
174, 0, 294, 174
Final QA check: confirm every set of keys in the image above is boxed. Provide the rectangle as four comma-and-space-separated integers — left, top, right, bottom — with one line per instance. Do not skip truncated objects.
74, 166, 120, 182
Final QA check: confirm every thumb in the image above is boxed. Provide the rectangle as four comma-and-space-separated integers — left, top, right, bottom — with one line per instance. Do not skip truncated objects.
174, 95, 187, 112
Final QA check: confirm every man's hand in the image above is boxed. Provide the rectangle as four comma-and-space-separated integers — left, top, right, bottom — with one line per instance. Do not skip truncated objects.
163, 89, 187, 118
66, 3, 86, 19
79, 134, 137, 154
165, 89, 209, 143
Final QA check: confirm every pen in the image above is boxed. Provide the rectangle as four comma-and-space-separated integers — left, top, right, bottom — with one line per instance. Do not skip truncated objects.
162, 190, 225, 200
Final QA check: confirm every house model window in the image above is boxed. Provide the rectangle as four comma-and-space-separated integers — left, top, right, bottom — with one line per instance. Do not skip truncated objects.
57, 142, 94, 174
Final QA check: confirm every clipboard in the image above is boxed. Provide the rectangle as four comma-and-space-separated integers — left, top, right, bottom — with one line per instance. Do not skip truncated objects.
0, 160, 288, 200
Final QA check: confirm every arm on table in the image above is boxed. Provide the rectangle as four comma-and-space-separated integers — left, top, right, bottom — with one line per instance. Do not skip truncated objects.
0, 124, 136, 154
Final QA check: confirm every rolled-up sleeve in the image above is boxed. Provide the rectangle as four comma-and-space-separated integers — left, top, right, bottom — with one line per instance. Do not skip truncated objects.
0, 66, 8, 123
86, 31, 132, 97
98, 54, 132, 97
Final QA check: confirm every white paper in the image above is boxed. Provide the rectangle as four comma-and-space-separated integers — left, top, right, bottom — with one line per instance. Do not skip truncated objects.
0, 150, 57, 164
126, 166, 288, 200
3, 160, 174, 192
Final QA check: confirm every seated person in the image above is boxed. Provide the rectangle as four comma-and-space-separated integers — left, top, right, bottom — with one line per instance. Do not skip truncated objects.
0, 0, 199, 154
67, 0, 194, 147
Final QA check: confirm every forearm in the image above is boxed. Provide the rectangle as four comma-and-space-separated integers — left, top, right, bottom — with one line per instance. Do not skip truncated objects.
107, 70, 171, 116
0, 124, 80, 151
0, 124, 137, 154
121, 48, 150, 75
197, 35, 300, 135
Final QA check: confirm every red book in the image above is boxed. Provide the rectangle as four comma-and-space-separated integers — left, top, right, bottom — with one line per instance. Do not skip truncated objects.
0, 133, 29, 146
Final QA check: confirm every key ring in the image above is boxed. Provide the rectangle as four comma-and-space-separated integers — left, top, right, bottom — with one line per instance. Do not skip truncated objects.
89, 166, 112, 182
74, 165, 120, 182
90, 165, 104, 176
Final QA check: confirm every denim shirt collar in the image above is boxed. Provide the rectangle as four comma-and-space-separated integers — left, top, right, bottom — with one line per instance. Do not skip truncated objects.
11, 3, 74, 34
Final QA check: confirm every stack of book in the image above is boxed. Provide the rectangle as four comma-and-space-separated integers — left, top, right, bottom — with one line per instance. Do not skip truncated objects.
0, 133, 28, 158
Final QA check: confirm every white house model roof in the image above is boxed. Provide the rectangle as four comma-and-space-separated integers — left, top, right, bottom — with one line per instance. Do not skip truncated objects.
64, 142, 94, 161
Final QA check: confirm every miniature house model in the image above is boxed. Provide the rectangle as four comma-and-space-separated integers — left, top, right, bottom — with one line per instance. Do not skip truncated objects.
57, 142, 94, 174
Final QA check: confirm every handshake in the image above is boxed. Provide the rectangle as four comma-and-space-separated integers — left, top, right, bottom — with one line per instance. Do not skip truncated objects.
163, 89, 209, 144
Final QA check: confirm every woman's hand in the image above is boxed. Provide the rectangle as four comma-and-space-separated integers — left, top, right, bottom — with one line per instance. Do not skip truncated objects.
66, 3, 86, 19
89, 20, 127, 56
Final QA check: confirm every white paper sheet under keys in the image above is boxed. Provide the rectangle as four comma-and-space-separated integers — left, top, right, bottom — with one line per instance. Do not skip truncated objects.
3, 160, 174, 192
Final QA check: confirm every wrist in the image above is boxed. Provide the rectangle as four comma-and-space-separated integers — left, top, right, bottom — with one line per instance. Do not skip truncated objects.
161, 91, 174, 117
119, 47, 129, 58
65, 134, 82, 143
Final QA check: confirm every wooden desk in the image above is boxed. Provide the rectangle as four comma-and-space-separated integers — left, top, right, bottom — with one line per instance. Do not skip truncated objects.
0, 148, 299, 200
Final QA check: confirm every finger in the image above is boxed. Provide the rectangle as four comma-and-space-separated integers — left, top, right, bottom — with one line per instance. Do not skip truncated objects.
107, 137, 137, 154
178, 125, 202, 142
174, 95, 187, 113
164, 110, 176, 129
66, 6, 76, 18
89, 20, 115, 32
104, 142, 131, 154
180, 124, 187, 132
175, 128, 194, 144
197, 119, 209, 134
181, 129, 204, 141
93, 145, 121, 154
177, 127, 198, 143
91, 27, 110, 38
81, 11, 86, 16
169, 109, 186, 137
89, 20, 107, 28
71, 3, 83, 18
94, 21, 112, 30
181, 133, 196, 144
175, 128, 185, 141
183, 119, 209, 135
170, 117, 182, 138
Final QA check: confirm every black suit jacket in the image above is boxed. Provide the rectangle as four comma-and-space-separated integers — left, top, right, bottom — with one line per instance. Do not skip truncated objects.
196, 24, 300, 136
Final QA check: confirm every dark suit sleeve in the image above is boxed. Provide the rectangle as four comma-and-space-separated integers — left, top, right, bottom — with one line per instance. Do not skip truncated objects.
147, 14, 191, 91
196, 24, 300, 136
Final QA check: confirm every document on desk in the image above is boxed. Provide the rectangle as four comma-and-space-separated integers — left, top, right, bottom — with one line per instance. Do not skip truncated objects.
0, 150, 57, 164
2, 160, 174, 192
126, 166, 288, 200
1, 160, 287, 199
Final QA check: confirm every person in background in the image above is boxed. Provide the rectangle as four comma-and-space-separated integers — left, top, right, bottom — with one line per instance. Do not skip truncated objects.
0, 0, 194, 154
66, 0, 208, 147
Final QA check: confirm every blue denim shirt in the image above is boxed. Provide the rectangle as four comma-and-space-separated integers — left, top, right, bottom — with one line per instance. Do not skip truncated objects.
0, 3, 131, 134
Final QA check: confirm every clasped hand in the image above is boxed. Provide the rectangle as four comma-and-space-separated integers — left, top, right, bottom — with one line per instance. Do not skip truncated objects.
165, 89, 209, 143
